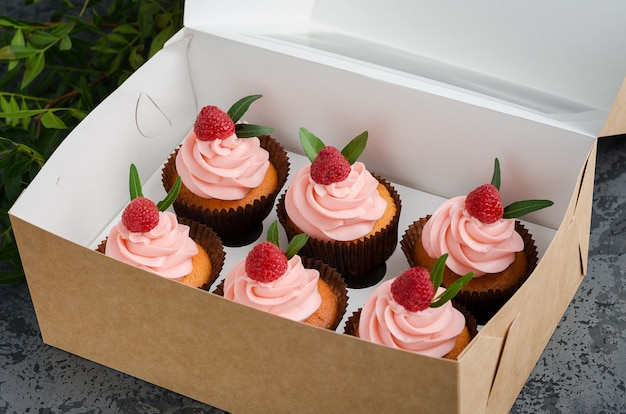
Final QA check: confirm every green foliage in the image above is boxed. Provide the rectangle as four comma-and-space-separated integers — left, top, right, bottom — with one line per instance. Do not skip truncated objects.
0, 0, 184, 285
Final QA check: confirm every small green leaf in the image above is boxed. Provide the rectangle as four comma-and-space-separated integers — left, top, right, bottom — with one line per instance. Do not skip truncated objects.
68, 108, 87, 121
235, 123, 274, 138
21, 52, 45, 88
430, 271, 474, 308
8, 96, 19, 127
149, 24, 175, 58
227, 94, 263, 123
50, 22, 75, 39
11, 29, 26, 47
40, 111, 67, 129
430, 253, 448, 289
157, 177, 181, 211
0, 45, 17, 60
341, 131, 368, 164
20, 99, 29, 129
491, 158, 501, 190
129, 164, 143, 199
285, 233, 309, 260
129, 45, 145, 70
59, 35, 72, 51
27, 30, 58, 47
0, 95, 10, 112
113, 24, 140, 35
0, 17, 20, 28
503, 199, 554, 219
5, 157, 32, 178
299, 127, 325, 162
266, 221, 280, 246
105, 33, 130, 45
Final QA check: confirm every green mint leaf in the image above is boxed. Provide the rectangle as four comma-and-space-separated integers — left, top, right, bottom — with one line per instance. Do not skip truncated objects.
503, 199, 554, 219
341, 131, 368, 164
129, 164, 143, 200
267, 221, 280, 246
235, 123, 274, 138
430, 271, 474, 308
227, 94, 263, 123
285, 233, 309, 259
491, 158, 501, 190
157, 177, 181, 211
430, 253, 448, 289
299, 127, 325, 162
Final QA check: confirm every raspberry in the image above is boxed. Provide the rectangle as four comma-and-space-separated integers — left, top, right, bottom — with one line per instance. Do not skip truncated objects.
310, 146, 351, 185
391, 267, 435, 312
245, 241, 288, 282
465, 184, 504, 224
122, 197, 160, 233
193, 105, 235, 141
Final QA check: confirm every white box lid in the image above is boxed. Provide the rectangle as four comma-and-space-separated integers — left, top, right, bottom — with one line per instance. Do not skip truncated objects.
185, 0, 626, 136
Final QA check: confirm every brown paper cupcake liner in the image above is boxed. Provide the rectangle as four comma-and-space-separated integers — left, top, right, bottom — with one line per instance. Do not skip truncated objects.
162, 134, 290, 247
213, 256, 348, 331
276, 175, 402, 289
343, 302, 477, 360
97, 217, 225, 291
400, 216, 539, 324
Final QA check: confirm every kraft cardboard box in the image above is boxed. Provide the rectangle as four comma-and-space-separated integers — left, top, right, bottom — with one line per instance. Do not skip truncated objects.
9, 1, 626, 413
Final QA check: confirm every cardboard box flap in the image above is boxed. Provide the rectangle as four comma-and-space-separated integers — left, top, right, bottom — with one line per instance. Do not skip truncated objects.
8, 34, 195, 246
600, 77, 626, 138
458, 334, 506, 414
185, 0, 626, 136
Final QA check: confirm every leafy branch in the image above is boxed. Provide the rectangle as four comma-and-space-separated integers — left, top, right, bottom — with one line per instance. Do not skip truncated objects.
0, 0, 184, 285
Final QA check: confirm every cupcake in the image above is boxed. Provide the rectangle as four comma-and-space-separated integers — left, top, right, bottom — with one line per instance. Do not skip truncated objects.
162, 95, 289, 247
98, 164, 225, 290
401, 158, 552, 323
214, 222, 348, 330
344, 255, 476, 360
276, 128, 401, 288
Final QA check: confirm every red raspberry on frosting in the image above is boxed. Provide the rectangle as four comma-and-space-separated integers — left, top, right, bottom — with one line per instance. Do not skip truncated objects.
245, 241, 288, 283
310, 146, 351, 185
465, 183, 504, 224
391, 267, 435, 312
121, 197, 160, 233
193, 105, 235, 141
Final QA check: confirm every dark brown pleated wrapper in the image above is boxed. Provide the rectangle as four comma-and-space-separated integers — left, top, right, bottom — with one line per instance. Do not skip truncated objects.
213, 256, 349, 331
97, 217, 225, 291
276, 175, 402, 289
400, 216, 538, 324
162, 135, 290, 247
343, 302, 477, 360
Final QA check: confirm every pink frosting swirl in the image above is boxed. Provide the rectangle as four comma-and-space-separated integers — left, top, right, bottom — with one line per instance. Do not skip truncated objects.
175, 131, 270, 200
422, 196, 524, 277
359, 283, 465, 357
284, 162, 386, 241
105, 211, 198, 280
223, 254, 322, 322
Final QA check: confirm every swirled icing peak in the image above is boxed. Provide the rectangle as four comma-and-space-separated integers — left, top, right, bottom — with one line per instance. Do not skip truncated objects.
284, 162, 386, 241
422, 196, 523, 277
105, 211, 198, 280
223, 254, 322, 322
175, 131, 270, 200
359, 282, 465, 357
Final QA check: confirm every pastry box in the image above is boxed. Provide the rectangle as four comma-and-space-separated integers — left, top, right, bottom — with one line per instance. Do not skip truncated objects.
9, 1, 626, 413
